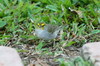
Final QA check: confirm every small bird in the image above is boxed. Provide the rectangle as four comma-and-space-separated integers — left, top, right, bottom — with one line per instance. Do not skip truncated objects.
35, 24, 61, 40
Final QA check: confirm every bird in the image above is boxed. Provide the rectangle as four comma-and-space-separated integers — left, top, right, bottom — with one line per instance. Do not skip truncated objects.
35, 24, 61, 40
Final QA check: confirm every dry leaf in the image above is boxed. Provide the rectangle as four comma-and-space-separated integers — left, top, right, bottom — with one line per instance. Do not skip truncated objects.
28, 58, 49, 66
69, 7, 83, 18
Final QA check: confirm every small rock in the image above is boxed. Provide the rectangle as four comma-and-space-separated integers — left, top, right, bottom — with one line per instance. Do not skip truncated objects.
0, 46, 23, 66
81, 42, 100, 66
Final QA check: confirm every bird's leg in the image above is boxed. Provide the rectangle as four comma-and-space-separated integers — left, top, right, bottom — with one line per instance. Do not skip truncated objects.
53, 39, 56, 48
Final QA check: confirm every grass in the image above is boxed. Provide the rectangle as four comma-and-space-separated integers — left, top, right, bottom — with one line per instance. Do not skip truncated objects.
57, 56, 93, 66
0, 0, 100, 65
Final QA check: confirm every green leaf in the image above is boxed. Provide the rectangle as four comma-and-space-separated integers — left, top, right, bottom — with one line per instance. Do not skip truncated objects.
28, 11, 34, 21
98, 17, 100, 23
0, 20, 6, 28
36, 42, 44, 50
91, 30, 100, 34
0, 40, 6, 45
72, 0, 79, 4
0, 0, 3, 3
66, 41, 76, 47
3, 0, 10, 8
0, 35, 11, 39
0, 3, 6, 9
17, 49, 28, 52
46, 5, 58, 11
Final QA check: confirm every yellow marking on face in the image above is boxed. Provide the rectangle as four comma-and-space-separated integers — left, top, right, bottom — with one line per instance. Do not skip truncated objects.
37, 23, 40, 26
41, 23, 45, 26
37, 23, 45, 27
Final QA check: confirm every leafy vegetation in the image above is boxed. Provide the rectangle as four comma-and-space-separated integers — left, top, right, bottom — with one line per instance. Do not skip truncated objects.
57, 56, 93, 66
0, 0, 100, 65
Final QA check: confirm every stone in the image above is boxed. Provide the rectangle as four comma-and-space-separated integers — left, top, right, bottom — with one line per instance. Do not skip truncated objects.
81, 42, 100, 66
0, 46, 23, 66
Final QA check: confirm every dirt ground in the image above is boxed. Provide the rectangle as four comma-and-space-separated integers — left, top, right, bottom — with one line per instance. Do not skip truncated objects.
12, 43, 80, 66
